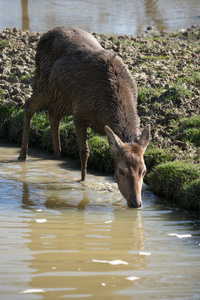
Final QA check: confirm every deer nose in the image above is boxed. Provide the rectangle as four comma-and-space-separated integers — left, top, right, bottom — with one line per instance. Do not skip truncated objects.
128, 201, 142, 208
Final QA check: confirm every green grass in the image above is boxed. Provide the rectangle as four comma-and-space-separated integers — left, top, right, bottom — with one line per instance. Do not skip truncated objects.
138, 86, 164, 104
160, 85, 192, 102
147, 161, 200, 209
8, 109, 24, 142
60, 119, 80, 159
177, 70, 200, 86
9, 70, 17, 79
144, 147, 176, 172
173, 116, 200, 146
184, 179, 200, 210
19, 68, 35, 82
0, 104, 15, 139
88, 136, 114, 173
29, 111, 50, 146
152, 36, 166, 42
142, 55, 168, 61
0, 90, 4, 101
138, 84, 191, 106
0, 40, 9, 48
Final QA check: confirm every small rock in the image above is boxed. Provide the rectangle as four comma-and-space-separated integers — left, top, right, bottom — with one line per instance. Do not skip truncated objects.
146, 26, 154, 31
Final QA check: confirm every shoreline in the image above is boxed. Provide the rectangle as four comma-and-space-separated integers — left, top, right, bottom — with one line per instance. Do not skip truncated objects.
0, 26, 199, 211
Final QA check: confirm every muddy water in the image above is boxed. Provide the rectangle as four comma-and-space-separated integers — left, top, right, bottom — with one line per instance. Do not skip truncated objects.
0, 142, 200, 300
0, 0, 200, 35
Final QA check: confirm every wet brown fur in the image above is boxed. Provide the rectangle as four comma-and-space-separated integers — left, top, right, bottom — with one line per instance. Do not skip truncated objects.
18, 26, 150, 208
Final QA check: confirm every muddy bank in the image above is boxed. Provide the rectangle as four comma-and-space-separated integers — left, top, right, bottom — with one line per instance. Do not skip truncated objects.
0, 26, 199, 210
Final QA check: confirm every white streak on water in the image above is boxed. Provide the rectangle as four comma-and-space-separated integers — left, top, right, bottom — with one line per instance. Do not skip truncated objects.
92, 259, 128, 265
35, 219, 47, 223
126, 276, 140, 281
168, 233, 192, 239
19, 289, 45, 294
139, 251, 151, 256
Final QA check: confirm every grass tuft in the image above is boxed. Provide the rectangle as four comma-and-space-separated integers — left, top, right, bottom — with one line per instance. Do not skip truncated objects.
173, 116, 200, 146
147, 161, 200, 209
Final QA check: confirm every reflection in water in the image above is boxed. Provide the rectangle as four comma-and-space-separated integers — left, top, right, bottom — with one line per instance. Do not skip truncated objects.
17, 159, 144, 298
21, 0, 30, 31
0, 0, 200, 35
26, 209, 144, 299
143, 0, 167, 32
0, 143, 200, 299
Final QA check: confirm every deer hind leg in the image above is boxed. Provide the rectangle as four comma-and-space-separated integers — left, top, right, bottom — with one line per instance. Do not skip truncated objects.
48, 104, 66, 159
74, 117, 90, 181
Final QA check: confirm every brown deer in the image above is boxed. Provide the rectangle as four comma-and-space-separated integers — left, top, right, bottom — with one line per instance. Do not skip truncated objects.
18, 27, 150, 208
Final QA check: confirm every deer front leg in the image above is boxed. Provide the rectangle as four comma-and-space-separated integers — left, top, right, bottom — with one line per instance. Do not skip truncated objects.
18, 107, 34, 160
74, 117, 90, 181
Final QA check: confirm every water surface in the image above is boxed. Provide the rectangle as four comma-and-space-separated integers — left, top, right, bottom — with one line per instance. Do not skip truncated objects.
0, 0, 200, 35
0, 142, 200, 299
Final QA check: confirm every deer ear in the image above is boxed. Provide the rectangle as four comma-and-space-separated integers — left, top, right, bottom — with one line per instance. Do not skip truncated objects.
138, 125, 151, 151
105, 126, 123, 154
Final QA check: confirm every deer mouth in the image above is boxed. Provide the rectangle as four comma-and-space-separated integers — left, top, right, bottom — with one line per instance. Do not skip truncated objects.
127, 200, 142, 208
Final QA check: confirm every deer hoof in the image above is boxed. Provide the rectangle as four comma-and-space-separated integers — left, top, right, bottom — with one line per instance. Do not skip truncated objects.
18, 154, 26, 161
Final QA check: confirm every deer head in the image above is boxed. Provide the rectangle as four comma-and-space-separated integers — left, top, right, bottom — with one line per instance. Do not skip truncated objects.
105, 125, 150, 208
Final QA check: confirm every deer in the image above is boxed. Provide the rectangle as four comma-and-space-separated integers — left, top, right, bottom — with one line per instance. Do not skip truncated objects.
18, 26, 150, 208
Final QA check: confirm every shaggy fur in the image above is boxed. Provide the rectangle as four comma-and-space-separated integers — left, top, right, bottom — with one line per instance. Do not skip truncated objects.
18, 26, 150, 208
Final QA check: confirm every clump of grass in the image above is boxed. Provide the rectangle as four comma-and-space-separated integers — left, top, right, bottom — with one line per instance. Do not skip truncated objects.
29, 111, 50, 146
148, 161, 200, 209
178, 71, 200, 87
0, 90, 4, 101
41, 126, 53, 152
0, 40, 9, 48
152, 36, 165, 42
138, 86, 164, 104
41, 117, 114, 173
0, 104, 15, 139
173, 116, 200, 146
60, 119, 80, 159
144, 147, 176, 173
8, 109, 24, 142
88, 136, 114, 173
138, 84, 191, 106
160, 85, 192, 103
9, 70, 17, 79
184, 179, 200, 210
191, 72, 200, 86
40, 117, 114, 174
19, 68, 35, 83
41, 116, 79, 157
8, 110, 50, 145
142, 55, 168, 61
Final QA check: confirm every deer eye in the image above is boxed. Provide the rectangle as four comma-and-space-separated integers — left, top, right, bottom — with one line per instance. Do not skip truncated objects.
142, 170, 146, 177
119, 168, 125, 176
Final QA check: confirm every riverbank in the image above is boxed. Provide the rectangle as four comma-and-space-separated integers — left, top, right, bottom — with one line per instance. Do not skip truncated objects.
0, 26, 199, 211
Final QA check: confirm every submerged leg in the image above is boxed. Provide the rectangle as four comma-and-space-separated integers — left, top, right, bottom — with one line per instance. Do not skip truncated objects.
74, 117, 90, 181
